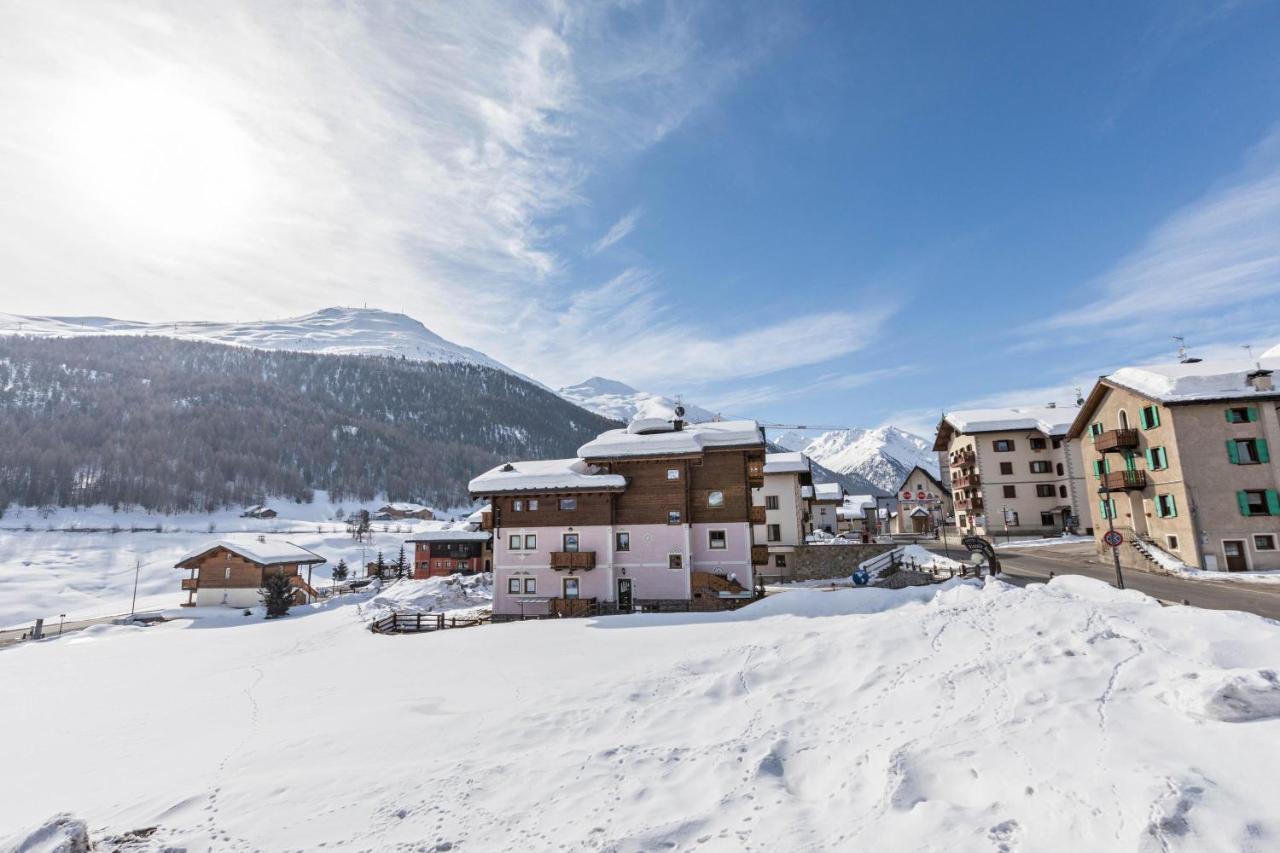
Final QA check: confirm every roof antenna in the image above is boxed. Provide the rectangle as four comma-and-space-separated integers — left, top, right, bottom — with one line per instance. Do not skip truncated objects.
1173, 336, 1201, 364
1073, 387, 1084, 406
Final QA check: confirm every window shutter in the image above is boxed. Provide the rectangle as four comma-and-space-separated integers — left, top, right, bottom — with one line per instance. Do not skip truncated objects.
1158, 447, 1167, 469
1248, 407, 1258, 423
1098, 499, 1107, 519
1144, 448, 1154, 468
1226, 440, 1239, 464
1237, 490, 1250, 516
1268, 490, 1280, 516
1225, 408, 1234, 423
1259, 439, 1271, 464
1166, 495, 1177, 518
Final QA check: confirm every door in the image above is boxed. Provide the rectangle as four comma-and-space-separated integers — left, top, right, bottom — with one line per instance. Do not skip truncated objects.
563, 577, 580, 598
1223, 541, 1248, 572
617, 578, 633, 609
562, 533, 580, 552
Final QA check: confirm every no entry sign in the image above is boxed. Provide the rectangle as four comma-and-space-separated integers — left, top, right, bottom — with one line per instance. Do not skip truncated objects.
1103, 530, 1124, 548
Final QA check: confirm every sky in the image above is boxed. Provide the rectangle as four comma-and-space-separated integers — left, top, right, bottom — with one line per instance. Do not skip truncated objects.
3, 1, 1280, 437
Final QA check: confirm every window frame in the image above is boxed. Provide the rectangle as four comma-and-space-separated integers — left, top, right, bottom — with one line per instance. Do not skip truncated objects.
667, 510, 681, 525
708, 529, 727, 550
1254, 534, 1277, 551
615, 531, 630, 552
1167, 535, 1179, 551
558, 497, 577, 511
666, 468, 680, 480
527, 499, 539, 511
668, 553, 682, 570
993, 439, 1015, 452
508, 534, 522, 550
1002, 485, 1017, 499
766, 523, 781, 543
1030, 461, 1052, 474
1029, 437, 1047, 450
507, 577, 521, 594
512, 499, 523, 512
523, 577, 536, 594
523, 533, 537, 550
765, 495, 780, 510
1035, 484, 1055, 498
999, 462, 1014, 475
706, 490, 725, 508
562, 532, 579, 552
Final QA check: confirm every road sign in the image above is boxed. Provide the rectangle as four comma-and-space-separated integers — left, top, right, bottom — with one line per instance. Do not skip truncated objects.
1103, 530, 1123, 548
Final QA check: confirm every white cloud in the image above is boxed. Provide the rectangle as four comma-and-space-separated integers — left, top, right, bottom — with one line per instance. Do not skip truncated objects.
588, 208, 642, 254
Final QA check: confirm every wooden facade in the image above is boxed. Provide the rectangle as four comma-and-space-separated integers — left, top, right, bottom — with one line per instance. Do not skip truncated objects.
410, 540, 489, 577
174, 545, 322, 607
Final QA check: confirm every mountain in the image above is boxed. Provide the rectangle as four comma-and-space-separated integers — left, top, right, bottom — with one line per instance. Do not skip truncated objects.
0, 335, 619, 513
0, 306, 545, 386
558, 376, 718, 423
778, 426, 939, 495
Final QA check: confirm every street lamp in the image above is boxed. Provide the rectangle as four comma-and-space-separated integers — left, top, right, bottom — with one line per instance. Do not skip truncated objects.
58, 613, 66, 636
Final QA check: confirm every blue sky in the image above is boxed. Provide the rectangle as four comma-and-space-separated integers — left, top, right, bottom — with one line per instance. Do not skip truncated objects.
3, 1, 1280, 435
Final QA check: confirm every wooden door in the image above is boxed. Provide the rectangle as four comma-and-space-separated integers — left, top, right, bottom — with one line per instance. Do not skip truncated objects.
617, 578, 633, 609
1223, 541, 1248, 572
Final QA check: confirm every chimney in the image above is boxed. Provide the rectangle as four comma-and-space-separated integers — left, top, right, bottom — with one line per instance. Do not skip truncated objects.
1246, 369, 1274, 393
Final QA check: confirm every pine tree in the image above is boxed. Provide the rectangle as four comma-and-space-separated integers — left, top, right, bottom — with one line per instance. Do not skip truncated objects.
332, 558, 349, 586
260, 571, 294, 618
393, 545, 409, 580
373, 550, 387, 579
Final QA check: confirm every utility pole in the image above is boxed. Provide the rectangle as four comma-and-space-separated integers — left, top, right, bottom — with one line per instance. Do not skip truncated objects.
130, 558, 141, 617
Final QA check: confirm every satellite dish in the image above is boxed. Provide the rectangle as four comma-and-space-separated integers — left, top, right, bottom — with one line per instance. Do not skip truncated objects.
674, 404, 686, 418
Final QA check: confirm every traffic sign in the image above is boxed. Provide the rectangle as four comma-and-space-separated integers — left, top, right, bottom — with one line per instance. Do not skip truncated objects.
1103, 530, 1123, 548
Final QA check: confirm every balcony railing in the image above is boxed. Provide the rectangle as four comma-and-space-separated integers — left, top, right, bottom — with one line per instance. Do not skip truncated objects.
953, 473, 980, 489
1095, 429, 1139, 453
181, 578, 197, 591
951, 449, 976, 467
747, 460, 765, 484
751, 545, 769, 565
750, 506, 767, 524
550, 551, 596, 571
1101, 470, 1146, 491
955, 497, 985, 512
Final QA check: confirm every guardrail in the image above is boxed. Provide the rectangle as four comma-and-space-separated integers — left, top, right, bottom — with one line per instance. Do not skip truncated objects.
858, 547, 904, 576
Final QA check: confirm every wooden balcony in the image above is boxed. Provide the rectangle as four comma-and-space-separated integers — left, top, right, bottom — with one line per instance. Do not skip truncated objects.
955, 497, 985, 512
550, 551, 596, 571
181, 578, 198, 591
747, 459, 765, 485
750, 505, 767, 524
953, 473, 980, 489
1095, 429, 1139, 453
951, 449, 976, 467
480, 511, 494, 531
751, 545, 769, 565
1101, 470, 1146, 491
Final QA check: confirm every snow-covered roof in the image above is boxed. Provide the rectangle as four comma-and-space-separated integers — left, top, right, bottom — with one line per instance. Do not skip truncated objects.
943, 405, 1077, 437
763, 451, 809, 474
812, 482, 844, 502
380, 502, 431, 512
1264, 341, 1280, 359
175, 540, 326, 568
800, 485, 815, 499
838, 494, 877, 520
578, 419, 763, 459
465, 503, 491, 523
405, 529, 491, 543
469, 458, 627, 495
1105, 356, 1280, 403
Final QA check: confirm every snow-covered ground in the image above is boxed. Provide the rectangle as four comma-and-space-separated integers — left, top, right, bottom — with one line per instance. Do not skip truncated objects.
0, 497, 476, 628
896, 543, 964, 573
360, 574, 494, 622
5, 576, 1280, 851
1137, 539, 1280, 587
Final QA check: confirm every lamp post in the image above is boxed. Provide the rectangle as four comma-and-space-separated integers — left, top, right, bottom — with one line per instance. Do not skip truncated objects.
58, 613, 66, 636
129, 558, 141, 618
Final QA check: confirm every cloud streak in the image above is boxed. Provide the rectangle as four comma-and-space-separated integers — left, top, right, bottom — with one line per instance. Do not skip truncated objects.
588, 208, 642, 254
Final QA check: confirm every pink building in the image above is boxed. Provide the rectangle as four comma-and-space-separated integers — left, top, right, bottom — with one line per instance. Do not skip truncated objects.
469, 418, 767, 616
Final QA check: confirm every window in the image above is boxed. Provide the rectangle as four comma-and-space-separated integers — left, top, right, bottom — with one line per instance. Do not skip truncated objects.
993, 439, 1015, 452
1036, 484, 1055, 498
999, 462, 1014, 475
667, 468, 680, 480
523, 577, 536, 594
707, 490, 725, 508
508, 534, 522, 550
1040, 512, 1054, 526
1139, 405, 1160, 430
774, 554, 787, 568
709, 530, 727, 549
524, 534, 537, 549
527, 499, 539, 511
615, 532, 630, 551
668, 554, 683, 569
558, 498, 577, 511
563, 578, 579, 599
1238, 490, 1280, 517
1059, 485, 1068, 498
1030, 461, 1052, 474
1005, 511, 1020, 526
1098, 498, 1117, 519
1145, 447, 1168, 470
1029, 437, 1046, 450
562, 533, 579, 552
1003, 485, 1017, 498
765, 495, 780, 510
1118, 410, 1130, 430
1255, 535, 1277, 551
1052, 438, 1063, 449
1155, 494, 1177, 518
1167, 535, 1179, 551
1227, 438, 1269, 465
1056, 463, 1064, 476
512, 499, 524, 512
1092, 459, 1110, 479
767, 524, 781, 543
1226, 406, 1257, 424
1089, 422, 1104, 439
958, 514, 967, 528
507, 577, 520, 594
667, 510, 681, 525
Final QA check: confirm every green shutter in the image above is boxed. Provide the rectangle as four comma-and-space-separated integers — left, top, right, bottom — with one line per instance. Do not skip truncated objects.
1158, 447, 1168, 469
1238, 490, 1251, 516
1144, 448, 1154, 468
1258, 439, 1270, 464
1268, 490, 1280, 516
1225, 408, 1235, 423
1092, 459, 1104, 478
1248, 407, 1259, 423
1227, 440, 1240, 464
1159, 495, 1176, 518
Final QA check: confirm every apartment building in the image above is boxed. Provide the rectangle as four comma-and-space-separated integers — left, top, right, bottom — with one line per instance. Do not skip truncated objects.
932, 406, 1087, 537
1068, 357, 1280, 572
751, 451, 814, 576
469, 418, 767, 615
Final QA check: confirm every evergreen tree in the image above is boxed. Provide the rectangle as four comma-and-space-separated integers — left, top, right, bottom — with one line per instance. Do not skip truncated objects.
393, 545, 410, 580
332, 558, 349, 587
260, 571, 294, 618
373, 550, 387, 579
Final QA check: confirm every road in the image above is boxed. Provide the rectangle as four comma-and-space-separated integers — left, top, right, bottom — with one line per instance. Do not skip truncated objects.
927, 541, 1280, 621
0, 613, 144, 649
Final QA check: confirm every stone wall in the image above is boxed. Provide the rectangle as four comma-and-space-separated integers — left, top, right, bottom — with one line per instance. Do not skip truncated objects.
783, 543, 899, 582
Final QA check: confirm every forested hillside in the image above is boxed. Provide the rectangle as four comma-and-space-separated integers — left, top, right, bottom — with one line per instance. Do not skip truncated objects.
0, 336, 618, 513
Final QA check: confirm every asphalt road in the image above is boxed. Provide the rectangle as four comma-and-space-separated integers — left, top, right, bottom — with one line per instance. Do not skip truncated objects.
0, 613, 140, 649
928, 541, 1280, 622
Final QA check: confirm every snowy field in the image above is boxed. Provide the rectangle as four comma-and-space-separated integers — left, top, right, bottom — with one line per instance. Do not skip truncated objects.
5, 577, 1280, 851
0, 497, 468, 628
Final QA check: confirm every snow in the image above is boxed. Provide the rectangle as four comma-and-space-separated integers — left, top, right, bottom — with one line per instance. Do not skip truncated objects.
1136, 538, 1280, 586
1264, 341, 1280, 359
360, 574, 493, 622
762, 451, 809, 474
944, 405, 1078, 436
5, 576, 1280, 850
0, 306, 545, 387
558, 376, 717, 423
578, 419, 763, 458
996, 534, 1096, 549
175, 540, 325, 567
896, 543, 963, 573
468, 458, 626, 494
838, 494, 877, 519
403, 528, 491, 543
812, 482, 844, 501
791, 426, 939, 492
1107, 356, 1280, 403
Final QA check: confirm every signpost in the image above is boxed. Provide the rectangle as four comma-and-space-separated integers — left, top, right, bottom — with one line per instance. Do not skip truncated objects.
1103, 530, 1123, 548
1101, 483, 1126, 590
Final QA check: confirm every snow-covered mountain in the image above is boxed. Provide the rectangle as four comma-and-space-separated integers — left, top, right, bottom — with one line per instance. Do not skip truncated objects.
558, 377, 718, 423
778, 426, 939, 494
0, 306, 542, 385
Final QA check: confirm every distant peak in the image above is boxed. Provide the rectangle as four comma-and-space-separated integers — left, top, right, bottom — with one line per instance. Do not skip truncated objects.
562, 376, 639, 396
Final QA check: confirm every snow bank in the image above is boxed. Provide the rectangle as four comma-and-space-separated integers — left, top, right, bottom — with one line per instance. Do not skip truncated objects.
360, 574, 493, 622
1138, 538, 1280, 586
5, 576, 1280, 850
996, 534, 1095, 549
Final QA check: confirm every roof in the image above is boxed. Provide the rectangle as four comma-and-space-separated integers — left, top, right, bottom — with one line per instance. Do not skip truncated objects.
405, 529, 491, 543
578, 419, 763, 460
894, 465, 950, 496
763, 451, 810, 474
934, 404, 1077, 449
468, 458, 627, 495
175, 540, 326, 568
465, 503, 491, 523
1105, 356, 1280, 403
379, 502, 432, 512
812, 482, 844, 502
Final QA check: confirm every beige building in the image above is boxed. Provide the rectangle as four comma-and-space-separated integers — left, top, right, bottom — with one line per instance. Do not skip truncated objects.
891, 465, 953, 534
1068, 358, 1280, 572
751, 451, 815, 576
933, 405, 1087, 537
810, 482, 844, 534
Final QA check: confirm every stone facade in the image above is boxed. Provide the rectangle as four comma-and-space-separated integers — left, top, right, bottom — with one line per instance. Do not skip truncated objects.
787, 543, 898, 581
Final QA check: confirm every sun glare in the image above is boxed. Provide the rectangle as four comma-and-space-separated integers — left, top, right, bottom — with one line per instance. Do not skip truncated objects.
56, 77, 259, 243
